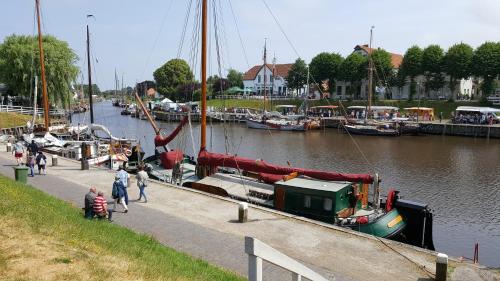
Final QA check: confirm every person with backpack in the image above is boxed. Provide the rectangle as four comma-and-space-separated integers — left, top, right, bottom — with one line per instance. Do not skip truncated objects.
112, 175, 128, 213
36, 151, 47, 175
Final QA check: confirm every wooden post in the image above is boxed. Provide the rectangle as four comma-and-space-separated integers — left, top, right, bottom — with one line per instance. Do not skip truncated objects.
200, 0, 207, 151
435, 253, 448, 281
248, 254, 262, 281
292, 273, 302, 281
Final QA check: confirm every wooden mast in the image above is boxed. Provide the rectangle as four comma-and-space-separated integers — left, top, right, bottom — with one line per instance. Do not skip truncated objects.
262, 39, 267, 112
86, 23, 94, 124
200, 0, 207, 151
35, 0, 50, 131
367, 26, 374, 119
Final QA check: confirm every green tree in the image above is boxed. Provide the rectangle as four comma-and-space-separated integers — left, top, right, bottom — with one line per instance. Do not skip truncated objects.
400, 46, 423, 100
287, 58, 308, 92
422, 45, 445, 96
226, 69, 243, 88
338, 53, 367, 99
443, 43, 473, 100
0, 34, 79, 107
75, 83, 101, 97
309, 52, 343, 92
472, 42, 500, 97
153, 59, 193, 98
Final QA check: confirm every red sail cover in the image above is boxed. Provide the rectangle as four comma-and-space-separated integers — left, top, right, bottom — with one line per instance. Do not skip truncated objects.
198, 150, 374, 184
154, 116, 189, 147
160, 150, 184, 169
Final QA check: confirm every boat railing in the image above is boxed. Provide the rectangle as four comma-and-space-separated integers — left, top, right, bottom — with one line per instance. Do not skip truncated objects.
245, 236, 330, 281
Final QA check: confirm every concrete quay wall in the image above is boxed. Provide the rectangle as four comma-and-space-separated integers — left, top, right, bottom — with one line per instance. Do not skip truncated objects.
419, 123, 500, 138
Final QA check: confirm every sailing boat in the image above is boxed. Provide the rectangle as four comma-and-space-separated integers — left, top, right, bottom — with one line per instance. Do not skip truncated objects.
343, 27, 400, 136
139, 1, 434, 249
245, 41, 313, 131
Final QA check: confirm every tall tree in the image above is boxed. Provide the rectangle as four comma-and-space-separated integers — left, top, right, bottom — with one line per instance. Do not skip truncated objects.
471, 42, 500, 97
226, 69, 243, 88
309, 52, 343, 92
153, 59, 193, 98
0, 35, 79, 107
338, 53, 367, 99
422, 45, 445, 96
443, 43, 473, 100
400, 46, 423, 100
287, 58, 308, 93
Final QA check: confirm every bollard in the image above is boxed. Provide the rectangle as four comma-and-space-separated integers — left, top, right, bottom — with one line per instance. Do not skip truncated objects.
51, 155, 58, 166
6, 143, 12, 152
81, 159, 89, 170
238, 202, 248, 223
435, 253, 448, 281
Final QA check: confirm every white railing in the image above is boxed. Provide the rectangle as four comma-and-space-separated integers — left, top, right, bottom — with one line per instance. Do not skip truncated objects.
0, 105, 66, 116
245, 237, 330, 281
215, 94, 296, 100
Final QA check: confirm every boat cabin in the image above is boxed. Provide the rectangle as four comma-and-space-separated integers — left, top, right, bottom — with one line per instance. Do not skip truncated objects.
275, 105, 298, 115
403, 107, 434, 121
347, 106, 399, 119
273, 178, 368, 223
308, 105, 339, 117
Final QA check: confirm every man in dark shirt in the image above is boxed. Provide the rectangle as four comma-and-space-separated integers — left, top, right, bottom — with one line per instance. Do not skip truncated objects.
28, 140, 38, 155
84, 187, 97, 219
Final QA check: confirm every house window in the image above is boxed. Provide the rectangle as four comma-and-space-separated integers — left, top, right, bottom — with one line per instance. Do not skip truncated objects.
258, 75, 261, 83
304, 195, 311, 208
323, 198, 333, 211
283, 86, 287, 95
337, 86, 342, 95
278, 86, 282, 94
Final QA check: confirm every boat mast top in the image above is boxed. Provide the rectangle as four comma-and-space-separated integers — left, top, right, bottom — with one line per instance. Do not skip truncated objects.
200, 0, 208, 151
86, 17, 94, 125
263, 38, 267, 112
35, 0, 50, 131
367, 26, 374, 119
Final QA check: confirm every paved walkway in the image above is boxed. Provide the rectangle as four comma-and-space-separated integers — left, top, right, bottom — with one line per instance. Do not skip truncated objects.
0, 146, 497, 281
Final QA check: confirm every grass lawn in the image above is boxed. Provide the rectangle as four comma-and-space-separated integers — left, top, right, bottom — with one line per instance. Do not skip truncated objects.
207, 98, 496, 119
0, 175, 244, 281
0, 112, 36, 129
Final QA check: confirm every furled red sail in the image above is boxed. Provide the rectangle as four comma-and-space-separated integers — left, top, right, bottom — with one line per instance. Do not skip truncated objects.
160, 150, 184, 169
198, 150, 374, 184
154, 116, 189, 147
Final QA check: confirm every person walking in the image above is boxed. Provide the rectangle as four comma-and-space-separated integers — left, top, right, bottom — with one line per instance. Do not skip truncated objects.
27, 153, 36, 177
27, 140, 38, 155
136, 165, 149, 203
36, 151, 47, 175
112, 176, 128, 213
93, 191, 113, 222
13, 142, 25, 165
116, 165, 130, 205
84, 187, 97, 219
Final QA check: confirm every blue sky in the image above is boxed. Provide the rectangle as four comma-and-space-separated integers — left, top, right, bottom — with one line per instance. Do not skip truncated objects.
1, 0, 499, 90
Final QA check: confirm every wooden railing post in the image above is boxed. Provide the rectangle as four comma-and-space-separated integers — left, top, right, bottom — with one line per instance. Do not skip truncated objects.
248, 254, 262, 281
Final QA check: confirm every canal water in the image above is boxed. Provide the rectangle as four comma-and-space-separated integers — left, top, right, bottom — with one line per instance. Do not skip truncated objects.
73, 101, 500, 267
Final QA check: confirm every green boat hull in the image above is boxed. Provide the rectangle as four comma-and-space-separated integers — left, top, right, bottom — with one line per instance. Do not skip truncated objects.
347, 209, 406, 238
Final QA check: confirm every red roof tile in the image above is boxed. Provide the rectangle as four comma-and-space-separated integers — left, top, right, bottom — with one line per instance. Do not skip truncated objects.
355, 44, 403, 69
242, 63, 293, 81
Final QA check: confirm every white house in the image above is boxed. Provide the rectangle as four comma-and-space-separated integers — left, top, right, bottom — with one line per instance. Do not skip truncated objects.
333, 45, 475, 100
242, 64, 293, 96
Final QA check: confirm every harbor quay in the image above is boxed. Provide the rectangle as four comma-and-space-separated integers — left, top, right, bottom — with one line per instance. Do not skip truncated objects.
0, 145, 498, 281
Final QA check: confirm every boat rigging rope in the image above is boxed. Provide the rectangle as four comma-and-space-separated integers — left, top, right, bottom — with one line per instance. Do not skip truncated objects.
227, 0, 250, 69
177, 0, 195, 58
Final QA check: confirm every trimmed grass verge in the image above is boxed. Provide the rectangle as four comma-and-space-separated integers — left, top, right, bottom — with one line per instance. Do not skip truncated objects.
0, 112, 35, 128
0, 175, 244, 281
207, 99, 497, 119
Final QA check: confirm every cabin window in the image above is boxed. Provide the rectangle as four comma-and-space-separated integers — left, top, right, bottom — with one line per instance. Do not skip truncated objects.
323, 198, 333, 211
304, 195, 311, 208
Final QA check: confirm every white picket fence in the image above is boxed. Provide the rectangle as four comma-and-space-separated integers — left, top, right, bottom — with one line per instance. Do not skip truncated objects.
245, 237, 330, 281
487, 96, 500, 105
0, 105, 66, 116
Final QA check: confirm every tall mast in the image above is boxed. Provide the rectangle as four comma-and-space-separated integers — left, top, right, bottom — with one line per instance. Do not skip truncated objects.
263, 39, 267, 112
367, 26, 374, 118
35, 0, 50, 131
200, 0, 207, 151
86, 23, 94, 124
